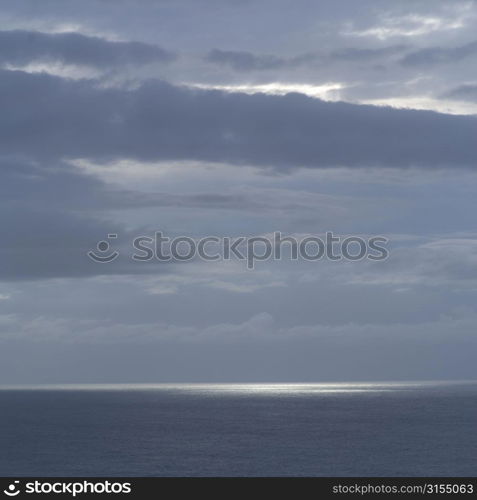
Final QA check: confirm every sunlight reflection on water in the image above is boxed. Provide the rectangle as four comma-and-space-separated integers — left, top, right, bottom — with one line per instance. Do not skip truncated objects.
1, 380, 475, 396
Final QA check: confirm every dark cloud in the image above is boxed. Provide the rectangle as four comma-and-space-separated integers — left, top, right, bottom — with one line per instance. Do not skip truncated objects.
0, 157, 110, 280
401, 41, 477, 66
329, 45, 408, 61
442, 84, 477, 102
0, 156, 174, 280
0, 30, 175, 68
1, 69, 476, 169
205, 49, 288, 71
205, 45, 407, 71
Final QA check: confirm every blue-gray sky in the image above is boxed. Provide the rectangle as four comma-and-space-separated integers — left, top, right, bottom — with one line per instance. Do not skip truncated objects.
1, 0, 477, 383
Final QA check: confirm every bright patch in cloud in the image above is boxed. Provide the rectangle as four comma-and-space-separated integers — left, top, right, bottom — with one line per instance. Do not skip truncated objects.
343, 3, 473, 40
360, 95, 477, 115
187, 82, 345, 100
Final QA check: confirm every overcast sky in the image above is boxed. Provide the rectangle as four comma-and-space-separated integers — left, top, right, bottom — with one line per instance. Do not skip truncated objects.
1, 0, 477, 384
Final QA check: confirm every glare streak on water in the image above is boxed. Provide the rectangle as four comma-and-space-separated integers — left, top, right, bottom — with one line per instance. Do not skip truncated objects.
0, 380, 473, 393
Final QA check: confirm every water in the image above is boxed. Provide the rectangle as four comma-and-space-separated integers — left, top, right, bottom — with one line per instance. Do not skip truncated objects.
0, 381, 476, 476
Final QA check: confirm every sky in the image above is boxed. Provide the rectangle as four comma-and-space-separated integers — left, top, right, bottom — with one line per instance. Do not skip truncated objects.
1, 0, 477, 383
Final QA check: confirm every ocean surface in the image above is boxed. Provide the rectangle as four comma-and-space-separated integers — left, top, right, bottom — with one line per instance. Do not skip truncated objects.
0, 381, 476, 477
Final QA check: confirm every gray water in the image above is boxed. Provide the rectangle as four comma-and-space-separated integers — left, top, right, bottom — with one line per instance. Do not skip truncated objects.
0, 381, 476, 476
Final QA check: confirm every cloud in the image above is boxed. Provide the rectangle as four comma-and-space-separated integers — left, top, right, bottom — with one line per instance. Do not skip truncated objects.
0, 29, 175, 69
2, 68, 477, 170
340, 237, 477, 289
3, 305, 477, 382
3, 305, 477, 345
0, 157, 114, 280
328, 45, 408, 61
401, 40, 477, 66
442, 84, 477, 102
343, 8, 470, 40
205, 45, 407, 71
205, 49, 290, 71
0, 156, 180, 280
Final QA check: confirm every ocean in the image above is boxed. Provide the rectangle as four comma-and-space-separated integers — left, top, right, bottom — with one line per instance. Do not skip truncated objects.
0, 381, 476, 477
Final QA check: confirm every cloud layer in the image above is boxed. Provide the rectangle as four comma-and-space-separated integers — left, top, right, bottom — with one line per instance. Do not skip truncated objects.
0, 29, 175, 68
2, 69, 476, 169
